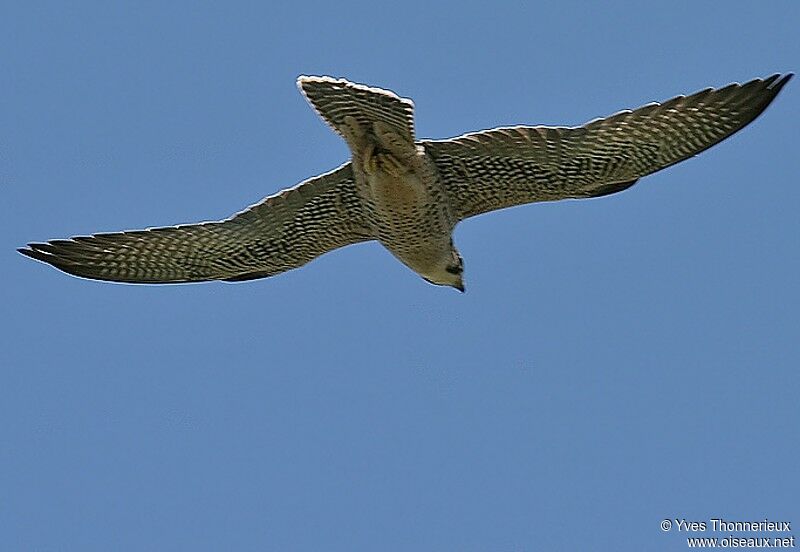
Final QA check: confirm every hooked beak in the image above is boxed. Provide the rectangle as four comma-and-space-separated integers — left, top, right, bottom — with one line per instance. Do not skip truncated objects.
454, 282, 465, 293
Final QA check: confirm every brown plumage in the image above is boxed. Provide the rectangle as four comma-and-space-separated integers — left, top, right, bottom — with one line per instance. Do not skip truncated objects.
19, 74, 792, 290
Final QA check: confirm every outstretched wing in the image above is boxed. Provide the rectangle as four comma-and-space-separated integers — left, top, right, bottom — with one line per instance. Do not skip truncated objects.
298, 76, 417, 144
19, 163, 372, 283
424, 74, 792, 221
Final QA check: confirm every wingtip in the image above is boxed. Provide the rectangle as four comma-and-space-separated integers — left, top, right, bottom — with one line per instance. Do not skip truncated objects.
18, 243, 52, 264
17, 240, 101, 281
772, 72, 794, 91
752, 73, 793, 112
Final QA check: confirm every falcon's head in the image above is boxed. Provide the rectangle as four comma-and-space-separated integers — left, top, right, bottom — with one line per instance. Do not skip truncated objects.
422, 246, 465, 293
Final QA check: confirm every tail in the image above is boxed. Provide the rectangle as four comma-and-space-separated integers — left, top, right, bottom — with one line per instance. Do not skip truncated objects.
297, 76, 417, 147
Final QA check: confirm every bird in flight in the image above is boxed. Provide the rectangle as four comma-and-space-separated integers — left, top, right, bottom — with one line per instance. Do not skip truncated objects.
20, 74, 792, 291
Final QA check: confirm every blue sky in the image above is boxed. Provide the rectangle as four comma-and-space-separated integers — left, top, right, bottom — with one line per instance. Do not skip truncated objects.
2, 2, 798, 550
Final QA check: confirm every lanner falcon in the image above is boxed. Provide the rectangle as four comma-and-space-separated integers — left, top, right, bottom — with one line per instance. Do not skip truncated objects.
19, 74, 792, 292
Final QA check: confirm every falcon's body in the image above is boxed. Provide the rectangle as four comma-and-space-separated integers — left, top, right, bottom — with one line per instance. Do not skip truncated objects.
299, 79, 463, 288
20, 74, 792, 291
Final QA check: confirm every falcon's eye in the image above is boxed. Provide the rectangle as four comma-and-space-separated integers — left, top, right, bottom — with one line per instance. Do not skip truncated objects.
445, 264, 462, 275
